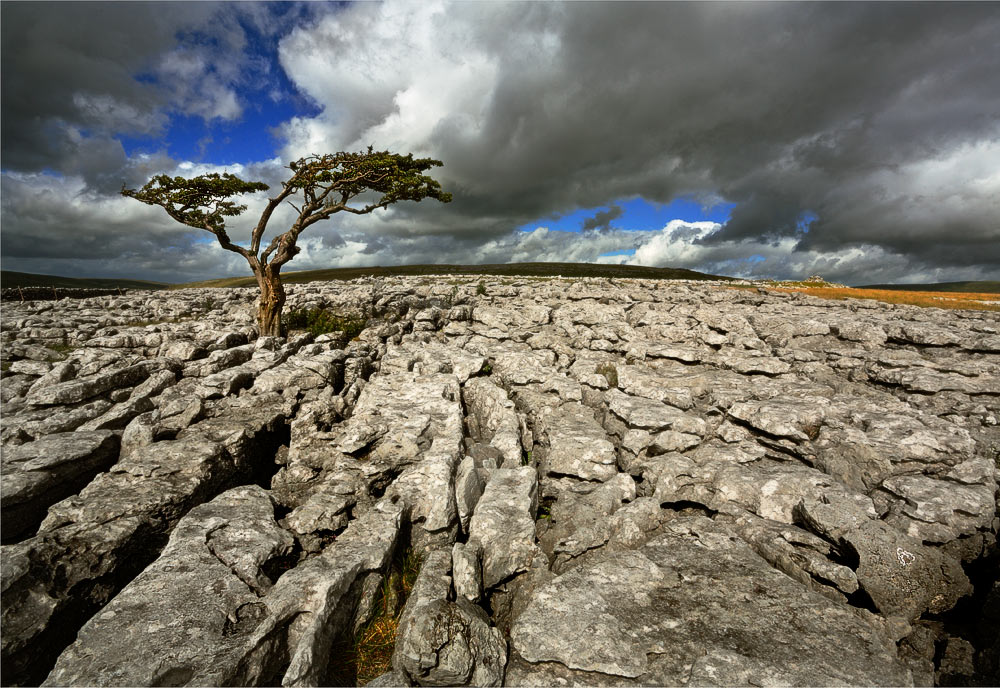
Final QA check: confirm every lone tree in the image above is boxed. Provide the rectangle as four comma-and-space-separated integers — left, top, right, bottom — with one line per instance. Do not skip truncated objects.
123, 149, 451, 337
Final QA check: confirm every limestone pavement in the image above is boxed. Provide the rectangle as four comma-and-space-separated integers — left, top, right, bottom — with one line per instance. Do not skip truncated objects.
1, 276, 998, 686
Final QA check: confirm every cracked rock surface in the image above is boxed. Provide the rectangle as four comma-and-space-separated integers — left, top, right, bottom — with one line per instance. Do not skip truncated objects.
2, 276, 998, 686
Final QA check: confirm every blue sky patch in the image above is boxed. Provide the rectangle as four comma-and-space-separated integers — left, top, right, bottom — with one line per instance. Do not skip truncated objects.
120, 10, 321, 165
518, 196, 735, 234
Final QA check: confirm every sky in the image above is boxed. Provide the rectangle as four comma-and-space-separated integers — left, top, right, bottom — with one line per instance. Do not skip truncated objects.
1, 1, 998, 286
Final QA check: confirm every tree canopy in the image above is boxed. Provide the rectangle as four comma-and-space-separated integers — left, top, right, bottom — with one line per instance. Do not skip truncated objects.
122, 148, 451, 336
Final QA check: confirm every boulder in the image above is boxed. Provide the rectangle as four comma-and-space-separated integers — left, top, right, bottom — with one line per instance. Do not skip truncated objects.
795, 498, 972, 620
1, 430, 119, 542
508, 516, 911, 686
42, 486, 295, 686
468, 467, 542, 589
393, 549, 507, 687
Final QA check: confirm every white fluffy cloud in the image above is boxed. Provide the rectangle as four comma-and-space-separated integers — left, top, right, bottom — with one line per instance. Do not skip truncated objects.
278, 1, 502, 158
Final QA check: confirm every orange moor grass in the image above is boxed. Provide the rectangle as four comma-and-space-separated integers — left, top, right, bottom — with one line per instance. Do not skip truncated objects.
761, 286, 1000, 312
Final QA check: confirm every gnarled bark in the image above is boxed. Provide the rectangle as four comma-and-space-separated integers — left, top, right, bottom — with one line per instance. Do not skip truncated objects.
256, 267, 286, 338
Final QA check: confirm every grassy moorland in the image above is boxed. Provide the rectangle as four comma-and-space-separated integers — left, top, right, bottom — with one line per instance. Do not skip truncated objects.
0, 270, 168, 290
857, 281, 1000, 294
172, 262, 731, 289
757, 284, 1000, 312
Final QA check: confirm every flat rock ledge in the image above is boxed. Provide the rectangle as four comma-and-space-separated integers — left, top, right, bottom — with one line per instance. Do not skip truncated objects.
1, 276, 998, 687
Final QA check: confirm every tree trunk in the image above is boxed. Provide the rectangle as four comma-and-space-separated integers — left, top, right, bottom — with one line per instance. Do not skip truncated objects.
257, 266, 286, 338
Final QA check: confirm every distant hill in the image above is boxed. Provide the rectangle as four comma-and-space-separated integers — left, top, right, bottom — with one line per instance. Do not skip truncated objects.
855, 281, 1000, 294
174, 262, 733, 289
1, 270, 169, 290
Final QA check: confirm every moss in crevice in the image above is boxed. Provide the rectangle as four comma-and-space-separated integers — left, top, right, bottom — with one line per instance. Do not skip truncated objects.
285, 308, 366, 339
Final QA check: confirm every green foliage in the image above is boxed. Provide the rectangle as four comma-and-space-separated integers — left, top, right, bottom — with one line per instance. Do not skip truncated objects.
285, 307, 366, 339
44, 342, 76, 360
478, 360, 493, 376
537, 496, 554, 520
288, 148, 452, 207
596, 362, 619, 388
476, 281, 487, 296
122, 173, 269, 231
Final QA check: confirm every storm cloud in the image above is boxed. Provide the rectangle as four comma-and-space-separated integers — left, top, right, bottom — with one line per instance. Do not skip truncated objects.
2, 2, 998, 284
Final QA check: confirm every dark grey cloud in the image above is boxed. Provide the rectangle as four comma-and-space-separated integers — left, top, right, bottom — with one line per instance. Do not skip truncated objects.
278, 1, 998, 282
581, 205, 623, 232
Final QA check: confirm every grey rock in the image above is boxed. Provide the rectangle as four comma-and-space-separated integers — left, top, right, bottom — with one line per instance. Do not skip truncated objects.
237, 498, 404, 687
727, 398, 825, 442
881, 474, 996, 543
155, 393, 205, 428
3, 275, 998, 688
796, 498, 972, 620
508, 516, 911, 686
1, 430, 120, 542
367, 670, 410, 687
26, 359, 175, 406
454, 455, 484, 533
13, 399, 114, 438
1, 374, 35, 404
606, 388, 707, 435
119, 412, 160, 461
605, 497, 669, 550
452, 541, 483, 603
127, 368, 176, 401
617, 363, 696, 409
726, 507, 859, 601
9, 360, 51, 376
832, 320, 888, 347
254, 349, 346, 393
29, 360, 79, 390
468, 467, 541, 589
463, 376, 524, 467
182, 343, 254, 378
717, 350, 792, 375
936, 636, 977, 685
1, 395, 290, 685
538, 473, 635, 572
195, 365, 254, 398
382, 340, 485, 383
77, 395, 154, 431
159, 338, 208, 361
535, 403, 617, 482
43, 485, 295, 687
393, 549, 507, 687
284, 491, 352, 536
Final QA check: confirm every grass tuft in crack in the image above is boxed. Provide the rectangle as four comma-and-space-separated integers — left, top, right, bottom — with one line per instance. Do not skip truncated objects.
328, 547, 421, 686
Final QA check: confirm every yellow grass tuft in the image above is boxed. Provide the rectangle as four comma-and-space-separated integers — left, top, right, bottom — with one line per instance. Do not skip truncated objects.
327, 548, 421, 686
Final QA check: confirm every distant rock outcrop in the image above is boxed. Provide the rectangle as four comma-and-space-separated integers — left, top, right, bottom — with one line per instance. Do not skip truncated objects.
1, 276, 998, 686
